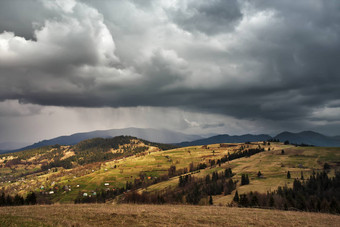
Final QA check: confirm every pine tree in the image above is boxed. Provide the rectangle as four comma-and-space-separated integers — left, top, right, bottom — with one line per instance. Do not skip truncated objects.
269, 195, 275, 207
239, 194, 249, 207
6, 195, 13, 206
241, 174, 246, 185
26, 192, 37, 205
233, 191, 239, 202
250, 194, 258, 206
209, 195, 213, 205
281, 150, 285, 155
0, 193, 5, 206
257, 171, 262, 178
301, 171, 304, 180
287, 171, 291, 179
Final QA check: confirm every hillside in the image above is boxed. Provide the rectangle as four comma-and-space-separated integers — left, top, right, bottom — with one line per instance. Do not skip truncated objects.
1, 137, 339, 210
1, 204, 339, 226
0, 136, 177, 193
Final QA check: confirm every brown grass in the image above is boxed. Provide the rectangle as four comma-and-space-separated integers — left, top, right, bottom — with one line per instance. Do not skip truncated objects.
0, 204, 339, 227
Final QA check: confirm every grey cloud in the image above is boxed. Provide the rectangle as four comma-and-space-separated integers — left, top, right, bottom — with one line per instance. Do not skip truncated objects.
0, 0, 58, 40
169, 0, 242, 34
0, 0, 340, 136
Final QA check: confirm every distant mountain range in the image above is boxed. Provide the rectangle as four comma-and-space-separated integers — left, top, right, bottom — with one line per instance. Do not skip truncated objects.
3, 129, 340, 154
0, 142, 30, 151
10, 128, 203, 152
177, 134, 272, 147
274, 131, 340, 147
178, 131, 340, 147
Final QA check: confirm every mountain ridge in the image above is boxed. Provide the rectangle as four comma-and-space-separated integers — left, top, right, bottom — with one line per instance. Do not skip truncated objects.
177, 133, 272, 146
178, 130, 340, 147
5, 129, 340, 154
11, 127, 202, 152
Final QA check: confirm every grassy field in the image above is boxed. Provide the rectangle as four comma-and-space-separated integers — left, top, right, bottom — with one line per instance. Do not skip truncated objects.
140, 144, 340, 205
0, 204, 339, 227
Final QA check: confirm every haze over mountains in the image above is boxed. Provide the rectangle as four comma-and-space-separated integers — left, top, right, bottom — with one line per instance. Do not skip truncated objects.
7, 128, 203, 152
2, 128, 340, 154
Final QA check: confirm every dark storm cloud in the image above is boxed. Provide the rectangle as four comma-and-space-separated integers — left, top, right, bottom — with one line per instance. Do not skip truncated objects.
0, 0, 57, 40
1, 0, 340, 134
168, 0, 243, 34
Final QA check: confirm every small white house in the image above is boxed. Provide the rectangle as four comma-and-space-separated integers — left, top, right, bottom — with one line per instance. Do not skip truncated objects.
83, 192, 88, 197
104, 183, 109, 186
49, 191, 54, 194
76, 184, 80, 187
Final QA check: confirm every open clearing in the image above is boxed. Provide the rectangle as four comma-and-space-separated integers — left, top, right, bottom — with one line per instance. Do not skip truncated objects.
0, 204, 339, 227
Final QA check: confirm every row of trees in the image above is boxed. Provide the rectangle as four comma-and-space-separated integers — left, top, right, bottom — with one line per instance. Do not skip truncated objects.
123, 167, 237, 205
233, 171, 340, 214
217, 147, 265, 166
0, 192, 36, 206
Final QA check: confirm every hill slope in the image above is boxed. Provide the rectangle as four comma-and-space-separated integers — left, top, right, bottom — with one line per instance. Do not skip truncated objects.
1, 138, 339, 206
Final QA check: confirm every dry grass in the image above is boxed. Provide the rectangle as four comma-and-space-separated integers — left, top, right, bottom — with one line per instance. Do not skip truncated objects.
0, 204, 339, 227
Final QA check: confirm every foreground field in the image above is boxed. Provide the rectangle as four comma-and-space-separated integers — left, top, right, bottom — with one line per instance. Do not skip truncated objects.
0, 204, 339, 227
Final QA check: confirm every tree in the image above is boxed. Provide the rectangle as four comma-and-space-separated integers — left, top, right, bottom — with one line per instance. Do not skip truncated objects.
225, 168, 233, 178
239, 194, 249, 207
0, 193, 5, 206
25, 192, 37, 205
301, 171, 304, 180
13, 194, 24, 206
284, 140, 289, 145
168, 165, 176, 177
281, 150, 285, 155
287, 171, 291, 179
324, 163, 330, 171
233, 191, 239, 202
269, 195, 275, 207
257, 171, 262, 178
250, 194, 259, 206
241, 174, 250, 185
6, 195, 13, 206
209, 195, 213, 205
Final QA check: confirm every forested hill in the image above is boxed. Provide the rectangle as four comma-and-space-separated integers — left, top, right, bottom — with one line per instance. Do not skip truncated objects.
0, 136, 177, 171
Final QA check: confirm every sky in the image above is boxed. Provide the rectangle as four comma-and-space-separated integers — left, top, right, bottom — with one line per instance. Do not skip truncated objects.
1, 0, 340, 147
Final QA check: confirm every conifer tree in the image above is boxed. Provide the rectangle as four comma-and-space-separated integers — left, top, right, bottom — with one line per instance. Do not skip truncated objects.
257, 171, 262, 178
287, 171, 291, 179
233, 191, 239, 202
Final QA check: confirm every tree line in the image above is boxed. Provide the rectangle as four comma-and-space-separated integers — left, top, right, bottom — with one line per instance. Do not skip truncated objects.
233, 171, 340, 214
0, 192, 36, 206
123, 167, 237, 205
